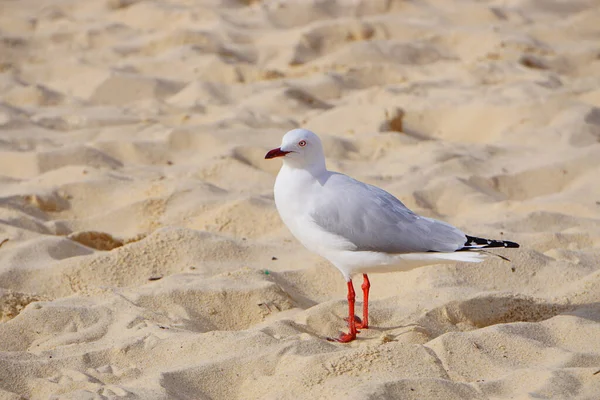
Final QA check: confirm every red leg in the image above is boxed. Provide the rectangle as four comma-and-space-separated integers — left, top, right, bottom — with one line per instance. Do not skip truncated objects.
356, 274, 370, 329
328, 280, 358, 343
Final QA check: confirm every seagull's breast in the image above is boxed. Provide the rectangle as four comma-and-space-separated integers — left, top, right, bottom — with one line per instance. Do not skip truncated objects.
274, 167, 355, 259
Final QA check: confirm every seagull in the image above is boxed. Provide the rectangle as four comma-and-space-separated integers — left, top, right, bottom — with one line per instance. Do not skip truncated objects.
265, 129, 519, 343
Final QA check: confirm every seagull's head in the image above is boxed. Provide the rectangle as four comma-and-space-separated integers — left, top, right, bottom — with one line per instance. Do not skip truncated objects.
265, 129, 326, 170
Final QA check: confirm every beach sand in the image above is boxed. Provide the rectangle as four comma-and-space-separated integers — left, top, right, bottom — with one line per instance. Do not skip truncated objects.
1, 0, 600, 398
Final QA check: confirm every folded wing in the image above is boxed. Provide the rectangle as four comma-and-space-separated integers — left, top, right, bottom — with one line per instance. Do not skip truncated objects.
310, 173, 467, 254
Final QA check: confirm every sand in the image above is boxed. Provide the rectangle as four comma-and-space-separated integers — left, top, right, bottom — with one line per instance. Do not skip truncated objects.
1, 0, 600, 398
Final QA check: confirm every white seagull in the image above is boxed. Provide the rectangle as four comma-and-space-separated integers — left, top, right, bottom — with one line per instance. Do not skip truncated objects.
265, 129, 519, 342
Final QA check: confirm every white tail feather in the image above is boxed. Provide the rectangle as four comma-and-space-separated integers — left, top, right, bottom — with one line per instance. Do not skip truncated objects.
391, 251, 486, 270
349, 251, 487, 275
422, 252, 487, 263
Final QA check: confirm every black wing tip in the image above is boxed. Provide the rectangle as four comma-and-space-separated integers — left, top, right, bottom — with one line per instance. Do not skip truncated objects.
461, 235, 520, 250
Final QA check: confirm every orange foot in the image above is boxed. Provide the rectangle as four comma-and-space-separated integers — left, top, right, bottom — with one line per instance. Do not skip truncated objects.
327, 331, 357, 343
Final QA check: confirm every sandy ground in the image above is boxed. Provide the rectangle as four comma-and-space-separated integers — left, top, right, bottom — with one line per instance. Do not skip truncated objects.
1, 0, 600, 398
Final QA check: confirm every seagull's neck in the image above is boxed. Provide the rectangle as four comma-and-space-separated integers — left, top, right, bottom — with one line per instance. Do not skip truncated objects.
282, 159, 327, 180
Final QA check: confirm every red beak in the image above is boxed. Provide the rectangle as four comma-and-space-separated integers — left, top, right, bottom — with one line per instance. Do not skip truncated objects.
265, 148, 290, 159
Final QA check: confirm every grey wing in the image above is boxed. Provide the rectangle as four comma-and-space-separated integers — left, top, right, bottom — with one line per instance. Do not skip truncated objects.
310, 173, 466, 254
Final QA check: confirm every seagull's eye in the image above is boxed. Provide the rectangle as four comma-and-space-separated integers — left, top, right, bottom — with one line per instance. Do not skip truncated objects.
298, 140, 307, 147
